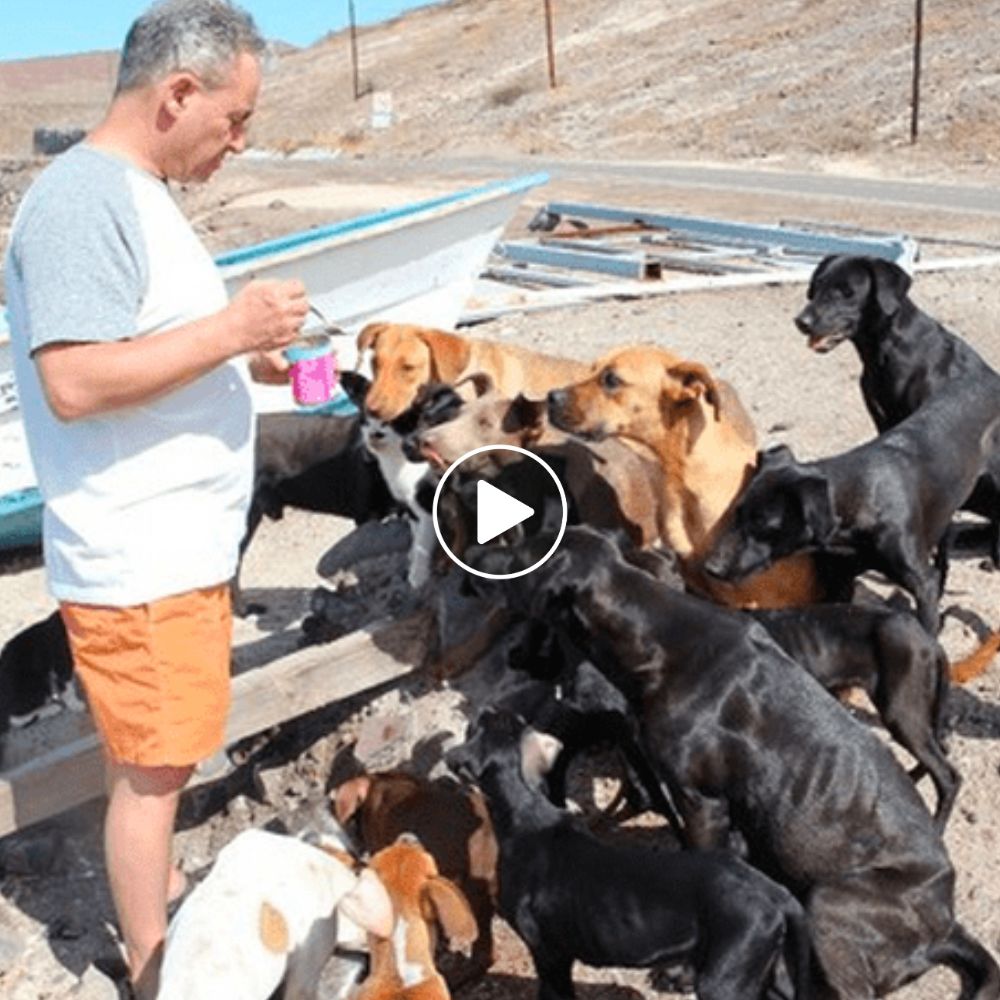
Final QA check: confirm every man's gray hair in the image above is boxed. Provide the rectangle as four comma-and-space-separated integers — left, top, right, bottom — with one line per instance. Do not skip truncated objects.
116, 0, 267, 94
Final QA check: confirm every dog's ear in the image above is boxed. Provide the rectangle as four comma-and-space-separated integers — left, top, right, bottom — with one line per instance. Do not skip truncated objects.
455, 370, 494, 398
807, 255, 841, 298
331, 774, 372, 825
339, 370, 371, 409
756, 443, 797, 471
503, 394, 547, 439
356, 322, 386, 354
258, 900, 291, 954
520, 728, 564, 786
797, 473, 836, 543
339, 868, 395, 940
423, 875, 478, 951
418, 328, 472, 384
528, 549, 575, 619
665, 360, 721, 420
868, 258, 911, 317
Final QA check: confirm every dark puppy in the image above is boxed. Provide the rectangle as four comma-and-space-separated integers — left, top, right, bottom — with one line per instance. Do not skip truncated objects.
796, 254, 1000, 563
0, 612, 75, 765
238, 411, 397, 613
447, 708, 812, 1000
470, 526, 999, 999
747, 603, 958, 829
459, 616, 682, 829
704, 385, 1000, 634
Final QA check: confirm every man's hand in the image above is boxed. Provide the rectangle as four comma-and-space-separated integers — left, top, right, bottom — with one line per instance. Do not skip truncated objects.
248, 349, 291, 385
225, 279, 309, 354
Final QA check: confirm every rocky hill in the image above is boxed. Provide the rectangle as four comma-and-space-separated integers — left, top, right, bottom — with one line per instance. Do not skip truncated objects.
2, 0, 999, 176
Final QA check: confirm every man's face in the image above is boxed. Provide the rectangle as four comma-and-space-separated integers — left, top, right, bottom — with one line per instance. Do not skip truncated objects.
164, 51, 260, 183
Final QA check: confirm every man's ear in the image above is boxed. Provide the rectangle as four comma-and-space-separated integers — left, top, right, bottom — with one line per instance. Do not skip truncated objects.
868, 258, 911, 317
666, 360, 721, 419
419, 328, 471, 383
162, 71, 199, 117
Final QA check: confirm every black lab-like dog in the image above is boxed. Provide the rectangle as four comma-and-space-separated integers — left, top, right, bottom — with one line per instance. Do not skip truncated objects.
447, 707, 813, 1000
747, 604, 957, 829
469, 526, 1000, 999
703, 384, 1000, 634
795, 254, 1000, 563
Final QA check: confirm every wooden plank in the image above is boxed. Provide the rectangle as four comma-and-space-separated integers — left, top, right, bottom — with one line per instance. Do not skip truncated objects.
0, 612, 430, 837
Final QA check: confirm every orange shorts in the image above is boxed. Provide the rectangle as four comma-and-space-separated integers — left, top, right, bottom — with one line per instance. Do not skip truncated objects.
60, 584, 232, 767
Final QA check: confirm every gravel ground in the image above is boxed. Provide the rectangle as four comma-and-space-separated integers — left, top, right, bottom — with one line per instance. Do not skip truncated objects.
1, 160, 999, 999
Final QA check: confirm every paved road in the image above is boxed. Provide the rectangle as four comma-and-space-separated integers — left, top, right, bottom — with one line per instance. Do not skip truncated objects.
380, 155, 1000, 219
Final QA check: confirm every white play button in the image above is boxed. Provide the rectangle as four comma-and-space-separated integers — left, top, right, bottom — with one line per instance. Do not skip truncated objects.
476, 480, 534, 544
431, 444, 569, 579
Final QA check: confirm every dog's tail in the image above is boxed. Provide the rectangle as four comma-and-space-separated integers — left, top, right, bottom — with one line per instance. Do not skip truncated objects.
926, 923, 1000, 1000
949, 631, 1000, 685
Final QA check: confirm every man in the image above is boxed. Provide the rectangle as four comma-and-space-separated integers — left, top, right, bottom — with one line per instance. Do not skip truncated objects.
5, 1, 307, 994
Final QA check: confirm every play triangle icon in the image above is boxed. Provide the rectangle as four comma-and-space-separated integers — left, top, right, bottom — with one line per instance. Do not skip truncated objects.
476, 479, 535, 544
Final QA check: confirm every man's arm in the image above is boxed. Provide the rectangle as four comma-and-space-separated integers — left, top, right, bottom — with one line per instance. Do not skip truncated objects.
36, 279, 307, 420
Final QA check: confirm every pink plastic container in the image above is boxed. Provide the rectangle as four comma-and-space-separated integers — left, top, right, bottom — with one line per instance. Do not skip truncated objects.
284, 333, 337, 407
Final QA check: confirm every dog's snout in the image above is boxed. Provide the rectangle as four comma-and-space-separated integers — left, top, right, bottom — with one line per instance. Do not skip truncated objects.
547, 388, 569, 424
794, 309, 814, 335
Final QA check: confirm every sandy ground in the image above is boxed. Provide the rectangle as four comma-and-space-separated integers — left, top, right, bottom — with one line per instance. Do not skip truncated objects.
1, 160, 1000, 998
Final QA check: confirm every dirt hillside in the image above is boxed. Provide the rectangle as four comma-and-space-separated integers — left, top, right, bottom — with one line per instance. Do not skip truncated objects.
2, 0, 1000, 174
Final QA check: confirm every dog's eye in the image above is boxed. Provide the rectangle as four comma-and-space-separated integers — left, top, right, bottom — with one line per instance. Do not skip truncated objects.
599, 368, 622, 391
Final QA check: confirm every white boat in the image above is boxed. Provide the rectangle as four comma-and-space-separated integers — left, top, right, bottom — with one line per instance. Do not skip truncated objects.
0, 171, 548, 551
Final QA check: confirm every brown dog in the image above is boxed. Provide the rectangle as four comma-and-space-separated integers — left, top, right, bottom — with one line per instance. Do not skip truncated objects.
332, 770, 497, 988
547, 344, 830, 608
356, 322, 590, 422
351, 834, 478, 1000
414, 374, 666, 548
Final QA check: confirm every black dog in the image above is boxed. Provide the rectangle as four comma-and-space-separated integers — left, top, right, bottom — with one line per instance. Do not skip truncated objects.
796, 254, 1000, 563
469, 526, 999, 999
237, 410, 398, 613
447, 707, 812, 1000
0, 612, 76, 766
455, 617, 682, 831
747, 603, 957, 829
704, 385, 1000, 634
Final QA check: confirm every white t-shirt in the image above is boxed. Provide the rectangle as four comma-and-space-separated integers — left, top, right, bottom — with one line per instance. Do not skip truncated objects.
5, 144, 254, 605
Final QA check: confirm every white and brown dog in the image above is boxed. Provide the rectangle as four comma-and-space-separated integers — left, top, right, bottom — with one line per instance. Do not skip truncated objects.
352, 833, 478, 1000
158, 828, 393, 1000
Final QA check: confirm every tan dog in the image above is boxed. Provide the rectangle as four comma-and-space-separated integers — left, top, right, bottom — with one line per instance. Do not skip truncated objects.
356, 322, 590, 422
352, 834, 478, 1000
547, 344, 827, 608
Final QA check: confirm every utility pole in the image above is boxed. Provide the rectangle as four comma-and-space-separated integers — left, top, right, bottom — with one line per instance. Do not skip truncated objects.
910, 0, 923, 143
543, 0, 557, 89
348, 0, 361, 100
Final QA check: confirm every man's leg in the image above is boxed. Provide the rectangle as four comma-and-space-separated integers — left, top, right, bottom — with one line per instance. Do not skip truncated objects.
104, 759, 194, 996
